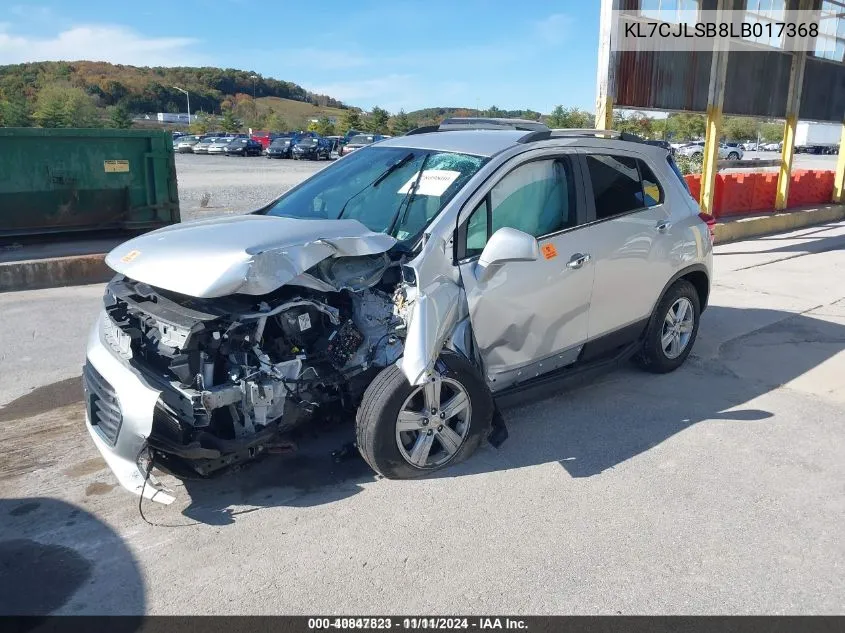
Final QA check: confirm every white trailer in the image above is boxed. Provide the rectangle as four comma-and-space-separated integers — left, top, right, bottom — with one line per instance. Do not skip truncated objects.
794, 121, 841, 154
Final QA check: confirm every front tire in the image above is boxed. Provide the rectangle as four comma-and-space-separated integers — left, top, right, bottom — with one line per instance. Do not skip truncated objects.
634, 279, 701, 374
728, 152, 740, 160
356, 352, 493, 479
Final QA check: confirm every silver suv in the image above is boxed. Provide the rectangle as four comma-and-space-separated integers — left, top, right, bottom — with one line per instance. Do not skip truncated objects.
84, 119, 713, 502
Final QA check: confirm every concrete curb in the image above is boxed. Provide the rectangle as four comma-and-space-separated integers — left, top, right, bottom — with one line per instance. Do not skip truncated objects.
0, 254, 112, 293
714, 204, 845, 243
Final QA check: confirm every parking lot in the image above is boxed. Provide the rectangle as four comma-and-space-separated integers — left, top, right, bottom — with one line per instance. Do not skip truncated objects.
174, 149, 840, 221
176, 152, 324, 219
1, 152, 844, 615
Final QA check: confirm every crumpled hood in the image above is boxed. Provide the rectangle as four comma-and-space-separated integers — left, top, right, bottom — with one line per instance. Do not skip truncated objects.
105, 214, 396, 298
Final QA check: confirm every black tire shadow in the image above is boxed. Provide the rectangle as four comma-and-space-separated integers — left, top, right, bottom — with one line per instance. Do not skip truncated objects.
0, 497, 145, 619
173, 305, 843, 520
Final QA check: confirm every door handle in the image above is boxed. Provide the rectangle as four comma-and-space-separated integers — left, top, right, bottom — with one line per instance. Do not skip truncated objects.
566, 253, 591, 269
656, 221, 671, 233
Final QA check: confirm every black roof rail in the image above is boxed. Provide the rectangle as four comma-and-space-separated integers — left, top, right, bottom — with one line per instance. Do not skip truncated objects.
404, 117, 549, 136
405, 125, 441, 136
517, 128, 654, 145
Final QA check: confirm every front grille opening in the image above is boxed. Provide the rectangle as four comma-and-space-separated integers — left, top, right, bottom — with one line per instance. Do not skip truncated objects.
83, 361, 123, 445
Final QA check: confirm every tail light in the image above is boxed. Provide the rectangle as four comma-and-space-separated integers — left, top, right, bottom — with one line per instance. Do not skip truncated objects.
699, 212, 716, 243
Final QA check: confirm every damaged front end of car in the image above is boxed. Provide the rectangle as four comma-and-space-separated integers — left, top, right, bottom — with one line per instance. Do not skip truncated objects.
84, 215, 468, 501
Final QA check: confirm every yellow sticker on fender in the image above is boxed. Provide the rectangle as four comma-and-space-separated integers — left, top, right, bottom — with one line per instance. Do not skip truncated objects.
104, 160, 130, 173
541, 243, 557, 260
121, 249, 141, 263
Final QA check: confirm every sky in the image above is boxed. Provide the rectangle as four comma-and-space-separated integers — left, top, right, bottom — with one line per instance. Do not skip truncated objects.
0, 0, 602, 114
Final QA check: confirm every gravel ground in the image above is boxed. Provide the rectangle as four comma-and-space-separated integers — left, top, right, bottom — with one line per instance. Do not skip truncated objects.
175, 152, 325, 221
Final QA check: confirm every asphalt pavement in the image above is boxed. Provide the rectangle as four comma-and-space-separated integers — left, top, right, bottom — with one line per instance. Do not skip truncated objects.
1, 222, 844, 615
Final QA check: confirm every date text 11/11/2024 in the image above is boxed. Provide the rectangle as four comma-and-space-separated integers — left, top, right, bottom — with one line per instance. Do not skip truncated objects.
307, 617, 529, 630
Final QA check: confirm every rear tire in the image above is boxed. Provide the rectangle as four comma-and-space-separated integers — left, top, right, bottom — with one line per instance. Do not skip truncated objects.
356, 352, 493, 479
634, 279, 701, 374
728, 152, 740, 160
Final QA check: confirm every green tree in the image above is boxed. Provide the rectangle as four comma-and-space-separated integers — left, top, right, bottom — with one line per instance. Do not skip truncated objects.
338, 109, 362, 135
546, 105, 594, 129
313, 116, 336, 136
723, 116, 758, 142
665, 113, 706, 141
107, 104, 133, 128
390, 109, 414, 135
366, 106, 390, 134
760, 121, 784, 142
189, 112, 210, 134
264, 110, 287, 132
32, 84, 99, 127
220, 107, 239, 132
0, 96, 31, 127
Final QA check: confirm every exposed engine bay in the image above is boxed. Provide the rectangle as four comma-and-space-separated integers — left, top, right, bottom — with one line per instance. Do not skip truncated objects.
102, 253, 411, 477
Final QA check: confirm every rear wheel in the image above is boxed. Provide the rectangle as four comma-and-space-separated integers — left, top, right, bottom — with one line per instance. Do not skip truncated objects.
356, 352, 493, 479
634, 279, 701, 374
728, 152, 740, 160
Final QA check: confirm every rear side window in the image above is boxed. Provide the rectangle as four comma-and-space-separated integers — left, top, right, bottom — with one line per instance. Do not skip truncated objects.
585, 154, 664, 220
667, 155, 693, 195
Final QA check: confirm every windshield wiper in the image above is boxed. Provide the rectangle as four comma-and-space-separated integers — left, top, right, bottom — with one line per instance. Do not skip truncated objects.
372, 152, 414, 188
387, 154, 430, 237
337, 152, 415, 220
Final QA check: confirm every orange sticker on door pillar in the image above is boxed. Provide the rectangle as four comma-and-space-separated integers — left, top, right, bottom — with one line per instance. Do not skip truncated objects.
541, 243, 557, 260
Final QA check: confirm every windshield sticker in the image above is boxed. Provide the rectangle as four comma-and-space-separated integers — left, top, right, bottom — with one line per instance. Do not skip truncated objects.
397, 170, 461, 196
396, 230, 411, 240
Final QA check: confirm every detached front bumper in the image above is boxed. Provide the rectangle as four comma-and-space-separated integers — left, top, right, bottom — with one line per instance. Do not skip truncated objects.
84, 311, 174, 504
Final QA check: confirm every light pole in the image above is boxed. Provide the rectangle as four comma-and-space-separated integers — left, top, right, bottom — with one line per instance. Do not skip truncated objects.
173, 86, 190, 126
250, 75, 258, 100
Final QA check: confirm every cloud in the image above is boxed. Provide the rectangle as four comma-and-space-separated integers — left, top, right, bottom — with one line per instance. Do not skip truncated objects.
534, 13, 572, 46
0, 25, 204, 66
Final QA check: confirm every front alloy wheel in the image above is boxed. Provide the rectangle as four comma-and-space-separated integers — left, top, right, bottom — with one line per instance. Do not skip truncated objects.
395, 377, 471, 469
356, 352, 493, 479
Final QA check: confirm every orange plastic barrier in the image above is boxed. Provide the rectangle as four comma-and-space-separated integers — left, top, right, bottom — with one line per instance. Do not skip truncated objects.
684, 169, 834, 217
788, 169, 834, 207
718, 173, 757, 217
684, 174, 701, 202
751, 172, 778, 212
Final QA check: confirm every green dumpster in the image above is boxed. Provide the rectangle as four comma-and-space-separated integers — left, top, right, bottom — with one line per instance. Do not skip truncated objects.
0, 128, 180, 238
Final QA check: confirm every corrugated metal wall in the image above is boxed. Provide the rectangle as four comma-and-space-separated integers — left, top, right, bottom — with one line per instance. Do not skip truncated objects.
611, 0, 845, 122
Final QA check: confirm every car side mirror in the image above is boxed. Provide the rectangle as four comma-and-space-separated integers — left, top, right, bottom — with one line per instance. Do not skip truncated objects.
475, 227, 539, 283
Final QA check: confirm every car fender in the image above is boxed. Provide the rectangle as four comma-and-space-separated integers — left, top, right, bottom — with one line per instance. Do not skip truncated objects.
401, 279, 462, 386
399, 235, 465, 386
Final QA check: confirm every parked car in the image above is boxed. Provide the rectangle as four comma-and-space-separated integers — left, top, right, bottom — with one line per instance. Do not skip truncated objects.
266, 136, 295, 158
676, 141, 743, 160
174, 135, 201, 153
741, 141, 760, 151
762, 142, 782, 151
207, 137, 235, 155
292, 136, 332, 160
84, 120, 713, 502
225, 138, 263, 156
341, 134, 387, 156
192, 137, 218, 154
